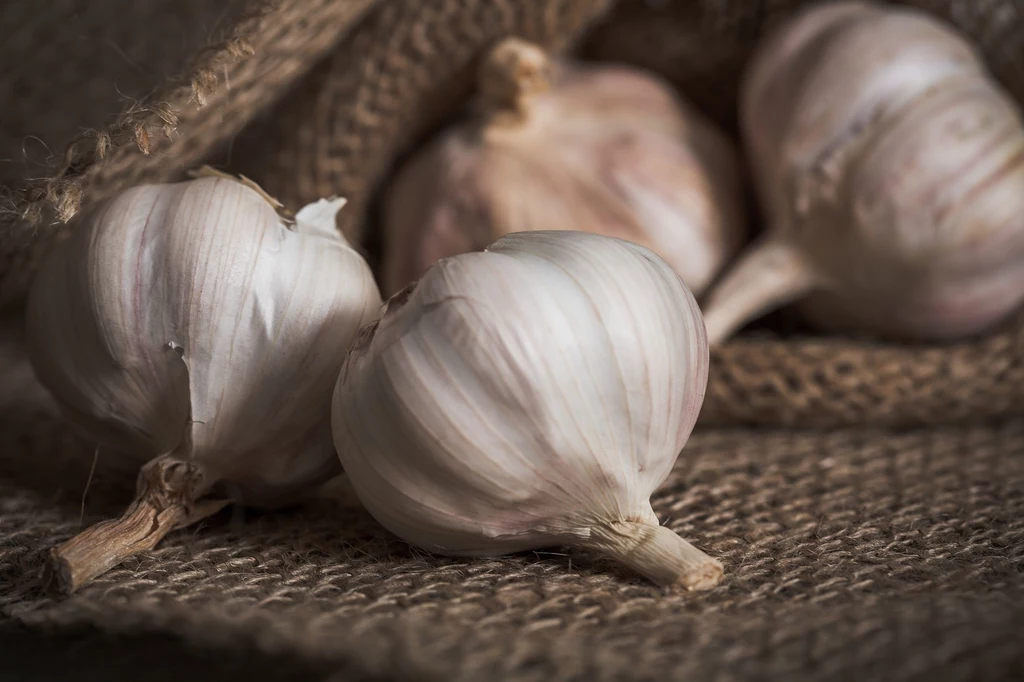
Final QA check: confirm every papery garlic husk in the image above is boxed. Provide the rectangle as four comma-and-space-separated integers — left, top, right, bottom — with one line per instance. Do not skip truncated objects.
380, 37, 746, 299
701, 1, 1024, 345
333, 230, 721, 590
26, 172, 382, 593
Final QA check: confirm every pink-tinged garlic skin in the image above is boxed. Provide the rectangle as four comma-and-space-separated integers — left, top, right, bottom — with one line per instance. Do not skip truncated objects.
333, 231, 720, 589
27, 178, 381, 508
744, 2, 982, 204
381, 40, 746, 299
705, 1, 1024, 343
800, 79, 1024, 339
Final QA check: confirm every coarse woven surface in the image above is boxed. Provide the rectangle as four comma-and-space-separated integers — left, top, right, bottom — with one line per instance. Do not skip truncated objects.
0, 0, 255, 189
1, 326, 1023, 681
1, 0, 1023, 679
699, 309, 1024, 428
0, 0, 381, 306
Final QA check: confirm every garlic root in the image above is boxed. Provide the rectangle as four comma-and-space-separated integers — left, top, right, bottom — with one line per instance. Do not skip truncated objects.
584, 521, 722, 590
702, 238, 821, 346
46, 456, 228, 595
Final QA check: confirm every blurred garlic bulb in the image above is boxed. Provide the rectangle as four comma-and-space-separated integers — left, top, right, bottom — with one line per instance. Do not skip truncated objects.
27, 171, 381, 593
381, 37, 746, 298
333, 230, 721, 590
701, 1, 1024, 344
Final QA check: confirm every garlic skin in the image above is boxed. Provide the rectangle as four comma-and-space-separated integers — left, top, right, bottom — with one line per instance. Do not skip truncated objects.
701, 1, 1024, 344
381, 37, 745, 299
333, 230, 721, 589
27, 174, 381, 592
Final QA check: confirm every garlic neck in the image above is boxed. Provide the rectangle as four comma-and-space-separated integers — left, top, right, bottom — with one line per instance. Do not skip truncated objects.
582, 519, 722, 590
702, 237, 822, 346
476, 37, 553, 125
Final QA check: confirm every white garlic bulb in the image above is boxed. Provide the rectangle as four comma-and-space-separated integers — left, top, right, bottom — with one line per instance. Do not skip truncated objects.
701, 1, 1024, 344
27, 172, 381, 592
381, 37, 746, 299
333, 230, 721, 589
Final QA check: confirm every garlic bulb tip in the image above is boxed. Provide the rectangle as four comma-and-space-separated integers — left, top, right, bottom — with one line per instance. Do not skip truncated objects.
295, 196, 349, 237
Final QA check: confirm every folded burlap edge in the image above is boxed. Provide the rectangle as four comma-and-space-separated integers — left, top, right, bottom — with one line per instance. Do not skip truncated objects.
0, 0, 1021, 431
0, 0, 381, 306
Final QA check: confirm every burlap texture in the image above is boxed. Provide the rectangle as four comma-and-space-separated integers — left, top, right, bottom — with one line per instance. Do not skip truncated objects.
1, 0, 1024, 679
0, 0, 255, 190
1, 323, 1022, 679
0, 0, 382, 306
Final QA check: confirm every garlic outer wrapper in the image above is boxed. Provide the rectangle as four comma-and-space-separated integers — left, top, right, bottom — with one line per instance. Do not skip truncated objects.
333, 230, 721, 589
27, 174, 382, 593
381, 37, 746, 299
701, 1, 1024, 344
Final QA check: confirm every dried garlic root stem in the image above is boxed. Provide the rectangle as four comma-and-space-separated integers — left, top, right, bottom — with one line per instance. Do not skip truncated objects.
584, 521, 723, 590
702, 238, 821, 346
46, 456, 228, 595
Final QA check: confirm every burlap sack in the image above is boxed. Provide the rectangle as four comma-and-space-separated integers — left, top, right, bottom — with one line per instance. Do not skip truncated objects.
1, 1, 1022, 679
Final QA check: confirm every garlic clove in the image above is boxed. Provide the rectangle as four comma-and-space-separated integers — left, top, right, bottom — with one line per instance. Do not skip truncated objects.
382, 38, 745, 300
28, 172, 381, 593
335, 230, 721, 589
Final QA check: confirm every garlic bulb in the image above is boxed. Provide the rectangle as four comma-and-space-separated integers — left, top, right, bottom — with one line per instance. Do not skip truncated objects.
27, 172, 381, 593
701, 1, 1024, 344
381, 37, 746, 299
333, 230, 721, 589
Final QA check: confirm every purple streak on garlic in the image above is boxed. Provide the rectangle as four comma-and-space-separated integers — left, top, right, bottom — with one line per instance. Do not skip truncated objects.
381, 37, 746, 299
333, 230, 721, 590
701, 1, 1024, 344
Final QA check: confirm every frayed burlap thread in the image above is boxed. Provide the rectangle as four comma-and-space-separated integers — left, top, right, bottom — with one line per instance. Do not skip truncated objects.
0, 0, 254, 190
0, 0, 380, 307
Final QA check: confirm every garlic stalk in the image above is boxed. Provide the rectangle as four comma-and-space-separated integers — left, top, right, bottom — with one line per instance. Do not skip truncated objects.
702, 1, 1024, 344
381, 37, 746, 299
27, 172, 381, 593
333, 230, 721, 590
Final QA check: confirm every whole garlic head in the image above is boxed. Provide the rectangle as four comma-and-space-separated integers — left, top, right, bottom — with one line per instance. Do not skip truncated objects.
381, 37, 746, 299
701, 1, 1024, 344
333, 230, 721, 589
28, 173, 381, 592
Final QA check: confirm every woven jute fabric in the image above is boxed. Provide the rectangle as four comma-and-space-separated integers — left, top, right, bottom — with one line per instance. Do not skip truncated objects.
1, 324, 1022, 680
0, 0, 381, 306
0, 0, 255, 189
1, 0, 1024, 679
